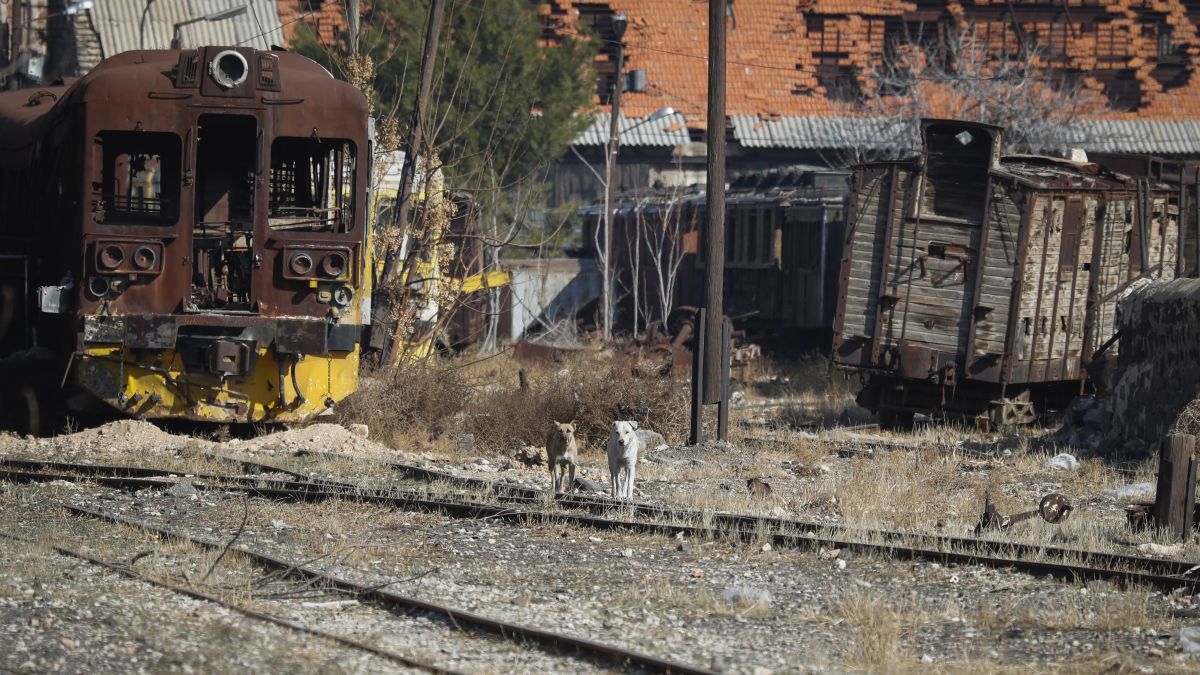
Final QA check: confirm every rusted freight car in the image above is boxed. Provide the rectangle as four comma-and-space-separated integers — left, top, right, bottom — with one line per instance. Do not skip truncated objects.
833, 119, 1193, 428
584, 166, 849, 348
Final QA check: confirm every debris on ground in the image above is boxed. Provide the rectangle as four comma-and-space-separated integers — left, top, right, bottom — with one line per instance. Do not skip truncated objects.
1055, 395, 1106, 451
1047, 453, 1081, 471
1138, 543, 1185, 557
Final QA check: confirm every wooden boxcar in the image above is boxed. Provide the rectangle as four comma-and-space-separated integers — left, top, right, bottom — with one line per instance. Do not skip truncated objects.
833, 119, 1195, 427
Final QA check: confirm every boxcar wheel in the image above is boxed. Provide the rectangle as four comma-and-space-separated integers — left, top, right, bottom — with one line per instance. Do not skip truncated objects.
1, 358, 64, 437
879, 409, 915, 431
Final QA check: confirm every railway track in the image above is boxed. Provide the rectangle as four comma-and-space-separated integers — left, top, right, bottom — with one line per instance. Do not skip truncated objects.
4, 455, 1200, 594
0, 530, 453, 674
56, 502, 716, 675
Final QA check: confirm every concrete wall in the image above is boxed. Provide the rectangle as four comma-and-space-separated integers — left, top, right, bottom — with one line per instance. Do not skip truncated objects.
1107, 278, 1200, 447
502, 258, 600, 342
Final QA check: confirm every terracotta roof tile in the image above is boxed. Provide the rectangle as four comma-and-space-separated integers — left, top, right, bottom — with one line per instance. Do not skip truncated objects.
544, 0, 1200, 132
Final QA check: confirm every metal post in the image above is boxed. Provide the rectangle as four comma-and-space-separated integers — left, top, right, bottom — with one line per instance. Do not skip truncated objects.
701, 0, 726, 403
717, 316, 730, 441
377, 0, 445, 364
689, 309, 706, 445
603, 16, 627, 342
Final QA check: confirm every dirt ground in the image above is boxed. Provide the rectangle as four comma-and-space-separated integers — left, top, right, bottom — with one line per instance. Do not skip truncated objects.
2, 351, 1200, 673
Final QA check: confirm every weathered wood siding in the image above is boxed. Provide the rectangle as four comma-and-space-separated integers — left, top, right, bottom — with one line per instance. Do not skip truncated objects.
877, 211, 981, 356
838, 166, 908, 341
969, 185, 1023, 359
1010, 194, 1097, 382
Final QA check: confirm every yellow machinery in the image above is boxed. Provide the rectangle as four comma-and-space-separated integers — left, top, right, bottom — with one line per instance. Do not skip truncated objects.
371, 151, 510, 364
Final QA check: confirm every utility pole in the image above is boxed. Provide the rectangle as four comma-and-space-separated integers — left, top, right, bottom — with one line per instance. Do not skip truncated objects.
690, 0, 728, 443
602, 14, 628, 342
346, 0, 359, 53
377, 0, 445, 365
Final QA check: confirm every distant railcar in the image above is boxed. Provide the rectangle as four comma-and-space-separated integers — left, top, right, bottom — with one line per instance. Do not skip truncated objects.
583, 166, 849, 347
0, 47, 372, 432
833, 119, 1196, 428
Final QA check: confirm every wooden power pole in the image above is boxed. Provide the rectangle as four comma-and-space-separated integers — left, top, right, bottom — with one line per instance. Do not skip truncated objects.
691, 0, 728, 443
376, 0, 445, 365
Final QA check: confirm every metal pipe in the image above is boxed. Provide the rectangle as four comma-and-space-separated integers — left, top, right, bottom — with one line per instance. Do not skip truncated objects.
602, 15, 628, 342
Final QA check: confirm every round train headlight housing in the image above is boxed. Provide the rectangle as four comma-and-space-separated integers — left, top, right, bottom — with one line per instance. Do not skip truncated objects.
332, 286, 353, 308
289, 252, 314, 276
87, 276, 111, 299
131, 245, 158, 271
98, 244, 124, 270
320, 252, 348, 278
209, 50, 249, 89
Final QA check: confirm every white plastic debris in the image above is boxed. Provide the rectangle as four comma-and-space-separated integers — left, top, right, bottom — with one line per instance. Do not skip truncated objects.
1178, 626, 1200, 654
1047, 453, 1080, 471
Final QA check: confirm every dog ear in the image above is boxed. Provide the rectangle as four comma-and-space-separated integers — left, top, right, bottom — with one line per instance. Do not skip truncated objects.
567, 423, 576, 433
631, 421, 639, 429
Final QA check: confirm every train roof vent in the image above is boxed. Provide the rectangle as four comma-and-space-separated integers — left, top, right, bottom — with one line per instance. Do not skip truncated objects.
176, 52, 202, 88
258, 54, 281, 91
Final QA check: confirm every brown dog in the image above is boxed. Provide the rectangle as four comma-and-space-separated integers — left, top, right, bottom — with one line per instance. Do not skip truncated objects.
546, 421, 578, 493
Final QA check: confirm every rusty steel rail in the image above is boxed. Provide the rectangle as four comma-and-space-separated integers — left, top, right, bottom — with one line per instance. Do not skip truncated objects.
287, 451, 1200, 583
9, 455, 1200, 592
0, 530, 451, 674
62, 503, 717, 675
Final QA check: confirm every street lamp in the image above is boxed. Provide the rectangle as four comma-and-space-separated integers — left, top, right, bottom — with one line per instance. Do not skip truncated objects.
171, 5, 249, 49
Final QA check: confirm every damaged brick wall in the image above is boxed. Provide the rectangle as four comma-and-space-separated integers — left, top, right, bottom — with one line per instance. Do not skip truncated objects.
1107, 278, 1200, 449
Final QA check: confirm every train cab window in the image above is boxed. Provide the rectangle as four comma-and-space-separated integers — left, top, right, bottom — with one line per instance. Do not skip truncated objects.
269, 138, 356, 232
94, 132, 181, 225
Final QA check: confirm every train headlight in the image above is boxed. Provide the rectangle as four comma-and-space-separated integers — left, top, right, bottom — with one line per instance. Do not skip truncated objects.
332, 286, 353, 308
320, 252, 348, 278
210, 50, 249, 89
98, 244, 124, 270
131, 245, 158, 271
87, 276, 111, 299
289, 252, 314, 276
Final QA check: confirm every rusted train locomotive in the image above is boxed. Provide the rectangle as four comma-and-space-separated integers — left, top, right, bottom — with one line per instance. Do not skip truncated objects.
0, 47, 371, 432
833, 119, 1196, 427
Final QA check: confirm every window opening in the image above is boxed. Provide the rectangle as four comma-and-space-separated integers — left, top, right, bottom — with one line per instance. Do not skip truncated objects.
95, 131, 181, 225
270, 137, 356, 232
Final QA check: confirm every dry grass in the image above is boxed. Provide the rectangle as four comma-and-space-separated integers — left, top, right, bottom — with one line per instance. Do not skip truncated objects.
971, 588, 1161, 633
335, 361, 473, 450
339, 350, 689, 454
836, 588, 917, 670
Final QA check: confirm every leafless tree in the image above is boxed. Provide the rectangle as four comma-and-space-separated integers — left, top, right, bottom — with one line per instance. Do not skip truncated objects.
638, 180, 692, 327
824, 22, 1117, 166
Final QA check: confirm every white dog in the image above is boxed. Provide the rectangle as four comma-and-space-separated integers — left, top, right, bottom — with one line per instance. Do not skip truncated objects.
606, 420, 642, 499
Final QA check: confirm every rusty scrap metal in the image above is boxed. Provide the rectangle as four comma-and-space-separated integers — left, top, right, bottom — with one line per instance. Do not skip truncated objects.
975, 492, 1073, 534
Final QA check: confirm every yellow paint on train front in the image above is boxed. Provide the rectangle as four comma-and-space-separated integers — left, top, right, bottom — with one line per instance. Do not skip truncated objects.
76, 345, 360, 423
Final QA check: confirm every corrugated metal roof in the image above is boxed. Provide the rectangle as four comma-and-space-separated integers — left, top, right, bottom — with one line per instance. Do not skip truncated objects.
90, 0, 283, 57
731, 115, 907, 151
573, 112, 691, 147
731, 115, 1200, 155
